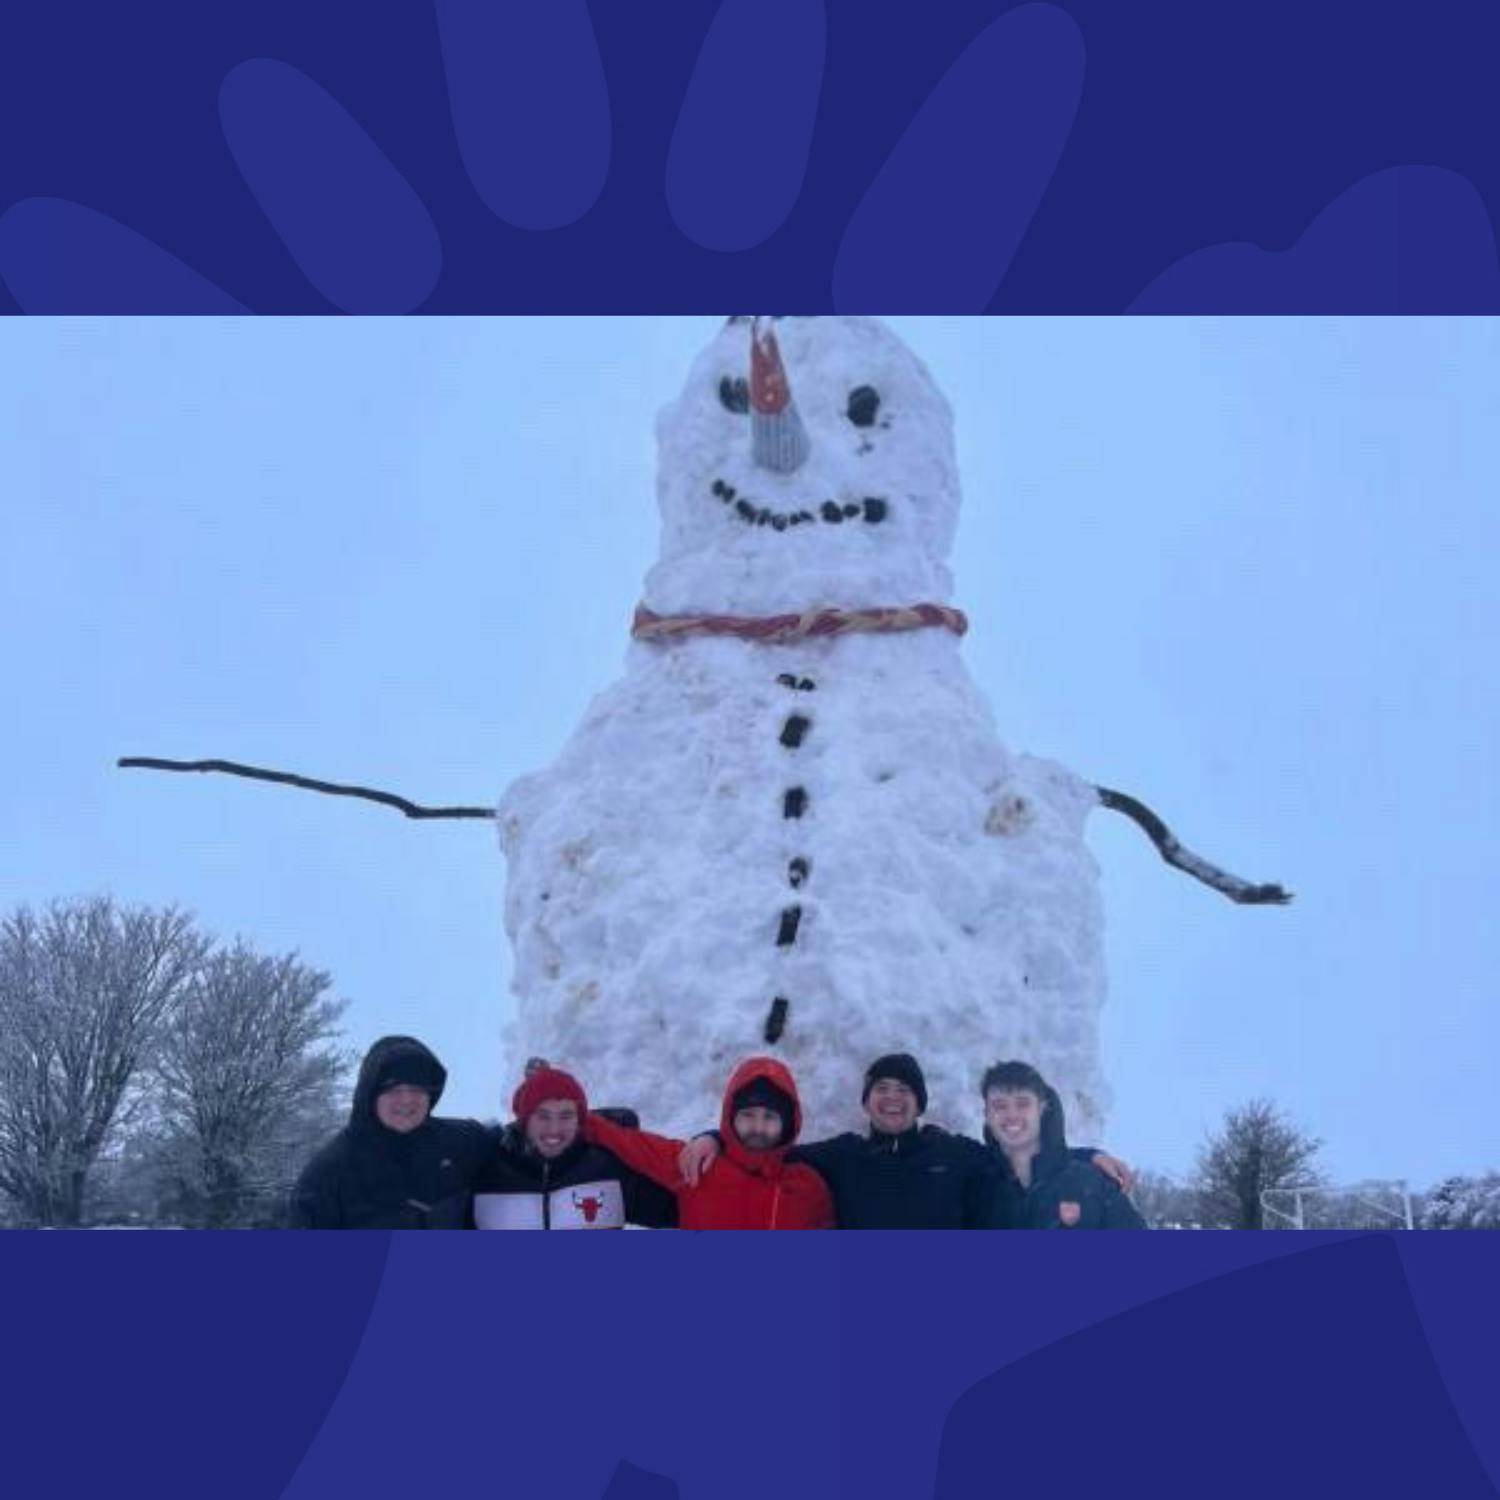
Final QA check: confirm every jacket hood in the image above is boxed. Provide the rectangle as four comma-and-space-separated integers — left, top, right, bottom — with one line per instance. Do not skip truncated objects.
720, 1056, 802, 1170
350, 1035, 447, 1126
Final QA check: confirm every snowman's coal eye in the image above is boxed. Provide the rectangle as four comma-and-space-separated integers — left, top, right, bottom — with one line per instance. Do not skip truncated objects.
847, 385, 880, 427
719, 376, 750, 414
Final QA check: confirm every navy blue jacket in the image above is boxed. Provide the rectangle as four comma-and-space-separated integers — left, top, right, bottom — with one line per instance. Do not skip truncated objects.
985, 1090, 1146, 1230
790, 1125, 998, 1229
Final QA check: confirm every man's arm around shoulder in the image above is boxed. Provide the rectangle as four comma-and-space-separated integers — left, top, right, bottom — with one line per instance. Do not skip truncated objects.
584, 1111, 690, 1193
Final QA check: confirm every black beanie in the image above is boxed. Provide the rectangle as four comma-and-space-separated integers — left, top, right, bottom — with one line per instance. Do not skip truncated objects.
862, 1053, 928, 1114
732, 1074, 796, 1142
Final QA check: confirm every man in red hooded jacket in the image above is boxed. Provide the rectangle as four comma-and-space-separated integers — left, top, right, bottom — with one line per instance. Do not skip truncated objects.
582, 1057, 834, 1230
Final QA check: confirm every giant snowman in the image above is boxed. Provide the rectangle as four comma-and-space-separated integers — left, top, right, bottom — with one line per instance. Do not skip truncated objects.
498, 316, 1110, 1141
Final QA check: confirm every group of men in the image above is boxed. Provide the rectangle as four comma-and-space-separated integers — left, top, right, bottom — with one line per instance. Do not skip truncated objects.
290, 1036, 1146, 1231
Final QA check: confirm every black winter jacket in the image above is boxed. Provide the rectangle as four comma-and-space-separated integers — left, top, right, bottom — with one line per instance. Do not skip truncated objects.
790, 1125, 998, 1229
289, 1036, 493, 1230
469, 1126, 678, 1230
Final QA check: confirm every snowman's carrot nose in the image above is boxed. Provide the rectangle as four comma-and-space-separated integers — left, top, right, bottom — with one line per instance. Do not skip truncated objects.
750, 318, 810, 474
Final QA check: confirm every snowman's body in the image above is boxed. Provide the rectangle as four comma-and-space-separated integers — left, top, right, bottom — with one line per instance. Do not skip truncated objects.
499, 318, 1109, 1141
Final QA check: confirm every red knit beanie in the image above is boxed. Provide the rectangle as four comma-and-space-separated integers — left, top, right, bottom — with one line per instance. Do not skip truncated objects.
512, 1066, 588, 1125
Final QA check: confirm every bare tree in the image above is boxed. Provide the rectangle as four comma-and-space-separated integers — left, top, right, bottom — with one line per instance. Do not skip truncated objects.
1131, 1169, 1203, 1229
148, 943, 350, 1228
0, 897, 207, 1226
1193, 1099, 1324, 1230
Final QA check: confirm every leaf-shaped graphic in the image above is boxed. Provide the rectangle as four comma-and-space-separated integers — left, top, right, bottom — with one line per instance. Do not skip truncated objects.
219, 58, 442, 312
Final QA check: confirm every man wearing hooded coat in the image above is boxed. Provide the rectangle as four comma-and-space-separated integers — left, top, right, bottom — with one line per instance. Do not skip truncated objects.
289, 1035, 494, 1229
583, 1056, 833, 1230
981, 1059, 1146, 1230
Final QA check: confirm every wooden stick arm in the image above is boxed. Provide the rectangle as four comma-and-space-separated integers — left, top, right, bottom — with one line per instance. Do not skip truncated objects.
117, 757, 495, 821
1094, 785, 1292, 905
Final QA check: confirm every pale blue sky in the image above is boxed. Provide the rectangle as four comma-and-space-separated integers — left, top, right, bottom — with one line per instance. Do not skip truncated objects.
2, 316, 1495, 1187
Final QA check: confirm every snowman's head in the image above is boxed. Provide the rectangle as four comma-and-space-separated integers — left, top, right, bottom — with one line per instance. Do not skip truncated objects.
643, 317, 960, 616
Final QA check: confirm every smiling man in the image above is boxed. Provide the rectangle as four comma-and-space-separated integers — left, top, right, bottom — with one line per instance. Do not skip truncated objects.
982, 1061, 1145, 1231
469, 1066, 677, 1230
289, 1035, 493, 1230
784, 1053, 1001, 1229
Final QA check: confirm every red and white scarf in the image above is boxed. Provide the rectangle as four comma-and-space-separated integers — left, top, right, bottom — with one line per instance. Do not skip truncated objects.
631, 602, 968, 644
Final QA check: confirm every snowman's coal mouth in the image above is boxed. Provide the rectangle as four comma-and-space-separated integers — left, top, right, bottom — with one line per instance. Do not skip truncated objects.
709, 478, 888, 531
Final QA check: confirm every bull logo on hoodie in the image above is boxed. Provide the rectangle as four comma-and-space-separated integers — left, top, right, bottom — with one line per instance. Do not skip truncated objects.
573, 1191, 607, 1225
1058, 1200, 1082, 1227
